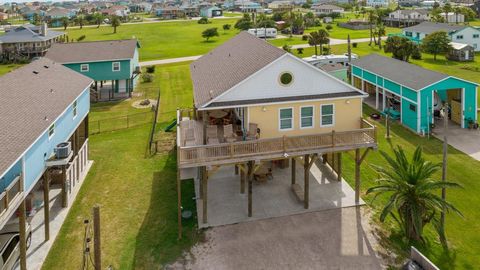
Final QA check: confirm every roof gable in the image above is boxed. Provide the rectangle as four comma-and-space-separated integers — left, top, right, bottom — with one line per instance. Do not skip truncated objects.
209, 54, 364, 107
190, 31, 286, 108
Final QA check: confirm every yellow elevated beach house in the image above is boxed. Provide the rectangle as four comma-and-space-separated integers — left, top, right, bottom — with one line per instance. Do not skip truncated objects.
175, 32, 377, 235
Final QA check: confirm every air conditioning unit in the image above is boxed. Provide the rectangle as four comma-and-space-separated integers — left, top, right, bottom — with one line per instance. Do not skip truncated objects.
55, 142, 71, 159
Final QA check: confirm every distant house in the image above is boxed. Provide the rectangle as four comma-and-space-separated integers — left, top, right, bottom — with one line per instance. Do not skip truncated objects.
0, 24, 65, 60
200, 6, 223, 17
101, 5, 130, 17
0, 12, 9, 20
46, 39, 141, 101
439, 12, 465, 24
473, 1, 480, 17
398, 0, 422, 6
447, 42, 475, 61
319, 63, 348, 82
268, 0, 294, 12
311, 4, 344, 16
45, 7, 76, 27
0, 58, 93, 269
155, 7, 185, 19
402, 22, 480, 51
233, 1, 262, 12
383, 9, 429, 27
365, 0, 389, 7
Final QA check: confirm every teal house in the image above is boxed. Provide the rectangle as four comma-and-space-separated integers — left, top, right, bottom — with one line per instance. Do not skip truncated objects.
352, 54, 478, 134
46, 39, 141, 101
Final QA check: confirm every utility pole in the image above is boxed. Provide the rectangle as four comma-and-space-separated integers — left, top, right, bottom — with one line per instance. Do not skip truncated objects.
440, 103, 448, 245
93, 205, 101, 270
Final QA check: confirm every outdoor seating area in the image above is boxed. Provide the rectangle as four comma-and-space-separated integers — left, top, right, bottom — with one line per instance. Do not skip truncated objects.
194, 161, 364, 228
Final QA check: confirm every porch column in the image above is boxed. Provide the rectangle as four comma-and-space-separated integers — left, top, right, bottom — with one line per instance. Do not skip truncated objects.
337, 152, 342, 181
247, 161, 253, 217
240, 167, 245, 194
361, 79, 365, 92
75, 128, 80, 154
85, 114, 89, 139
202, 111, 208, 145
19, 199, 27, 270
382, 89, 386, 111
43, 170, 50, 241
375, 85, 379, 110
177, 162, 182, 239
304, 154, 310, 209
61, 165, 68, 208
291, 157, 296, 185
202, 166, 208, 224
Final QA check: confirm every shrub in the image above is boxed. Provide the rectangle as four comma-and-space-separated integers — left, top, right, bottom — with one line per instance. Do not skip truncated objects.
325, 24, 333, 31
314, 19, 322, 27
297, 48, 304, 54
302, 35, 308, 41
352, 42, 358, 48
282, 44, 292, 53
198, 17, 209, 24
146, 66, 155, 73
142, 73, 154, 83
411, 46, 422, 60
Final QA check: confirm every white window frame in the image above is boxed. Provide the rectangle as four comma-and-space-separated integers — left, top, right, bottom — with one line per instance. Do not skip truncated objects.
320, 104, 335, 127
73, 100, 78, 119
300, 105, 314, 129
279, 107, 294, 131
48, 124, 55, 139
456, 35, 463, 40
80, 64, 89, 72
112, 62, 121, 72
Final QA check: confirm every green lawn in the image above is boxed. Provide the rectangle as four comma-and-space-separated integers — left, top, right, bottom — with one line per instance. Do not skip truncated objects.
64, 18, 241, 61
42, 62, 197, 270
0, 63, 22, 76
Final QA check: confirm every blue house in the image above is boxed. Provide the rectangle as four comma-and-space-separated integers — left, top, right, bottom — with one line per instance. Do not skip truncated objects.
352, 54, 478, 134
200, 6, 223, 18
46, 39, 141, 101
0, 58, 93, 268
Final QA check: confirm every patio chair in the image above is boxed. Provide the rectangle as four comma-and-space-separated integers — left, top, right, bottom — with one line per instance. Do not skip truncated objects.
223, 124, 238, 143
207, 125, 220, 144
246, 123, 259, 140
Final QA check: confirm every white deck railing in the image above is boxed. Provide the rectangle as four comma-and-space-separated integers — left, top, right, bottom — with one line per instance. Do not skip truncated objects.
66, 139, 89, 197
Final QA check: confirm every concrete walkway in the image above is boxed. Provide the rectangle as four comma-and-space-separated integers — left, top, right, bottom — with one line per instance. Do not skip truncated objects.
173, 206, 383, 270
139, 37, 372, 66
13, 161, 93, 270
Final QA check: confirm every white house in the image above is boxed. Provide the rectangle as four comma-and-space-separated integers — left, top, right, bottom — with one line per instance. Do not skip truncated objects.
403, 22, 480, 51
384, 9, 429, 27
311, 4, 344, 15
439, 12, 465, 23
366, 0, 390, 7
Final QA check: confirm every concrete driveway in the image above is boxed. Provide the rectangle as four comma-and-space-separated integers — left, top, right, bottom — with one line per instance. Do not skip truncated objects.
433, 119, 480, 161
170, 207, 383, 270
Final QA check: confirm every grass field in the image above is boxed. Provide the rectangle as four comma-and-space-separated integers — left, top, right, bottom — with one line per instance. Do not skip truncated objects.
42, 62, 198, 270
0, 63, 22, 76
64, 18, 240, 61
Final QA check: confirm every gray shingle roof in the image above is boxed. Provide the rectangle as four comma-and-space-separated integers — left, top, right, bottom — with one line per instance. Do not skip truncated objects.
403, 21, 466, 34
190, 31, 286, 108
352, 54, 449, 90
45, 39, 139, 64
0, 58, 92, 178
0, 25, 64, 43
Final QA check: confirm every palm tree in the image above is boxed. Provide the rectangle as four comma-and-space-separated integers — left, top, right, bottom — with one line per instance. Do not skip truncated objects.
94, 13, 103, 28
317, 29, 330, 55
307, 31, 321, 56
443, 3, 452, 23
453, 6, 462, 24
110, 15, 120, 34
367, 146, 462, 243
76, 15, 85, 29
61, 17, 69, 30
376, 23, 386, 49
367, 10, 377, 46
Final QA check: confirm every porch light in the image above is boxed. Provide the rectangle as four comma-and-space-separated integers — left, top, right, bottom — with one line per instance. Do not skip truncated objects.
262, 106, 267, 112
345, 99, 351, 104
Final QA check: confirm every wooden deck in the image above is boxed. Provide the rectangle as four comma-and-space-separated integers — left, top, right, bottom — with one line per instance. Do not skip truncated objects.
177, 109, 378, 168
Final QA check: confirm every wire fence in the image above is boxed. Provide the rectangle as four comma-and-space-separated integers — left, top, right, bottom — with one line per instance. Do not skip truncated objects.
89, 111, 155, 135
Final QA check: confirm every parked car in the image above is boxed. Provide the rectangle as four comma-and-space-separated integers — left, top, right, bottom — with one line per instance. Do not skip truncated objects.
0, 223, 32, 270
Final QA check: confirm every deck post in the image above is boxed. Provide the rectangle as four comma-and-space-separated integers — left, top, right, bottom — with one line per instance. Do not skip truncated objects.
19, 199, 27, 270
202, 166, 208, 224
43, 170, 50, 241
355, 149, 360, 203
61, 165, 68, 208
202, 111, 207, 145
304, 154, 310, 209
291, 157, 296, 185
337, 153, 342, 181
247, 161, 253, 217
198, 166, 203, 199
240, 168, 245, 194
